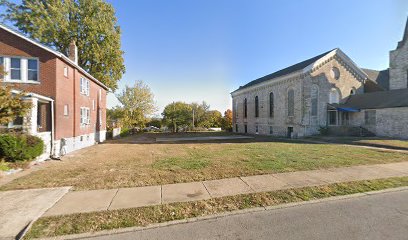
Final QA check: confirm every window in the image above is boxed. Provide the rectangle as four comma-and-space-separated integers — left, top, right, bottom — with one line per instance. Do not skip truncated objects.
288, 89, 294, 117
92, 100, 95, 110
244, 98, 247, 118
255, 125, 259, 134
311, 85, 318, 116
365, 110, 376, 125
64, 66, 68, 77
235, 124, 238, 132
64, 105, 69, 116
80, 77, 90, 96
235, 101, 238, 118
269, 92, 274, 118
329, 88, 340, 104
269, 126, 273, 135
27, 59, 38, 81
328, 110, 337, 125
350, 88, 356, 95
80, 107, 90, 126
255, 96, 259, 118
244, 124, 247, 133
10, 58, 21, 80
99, 89, 102, 101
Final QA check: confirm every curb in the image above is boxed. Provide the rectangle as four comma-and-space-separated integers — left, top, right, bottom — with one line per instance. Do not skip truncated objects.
37, 186, 408, 240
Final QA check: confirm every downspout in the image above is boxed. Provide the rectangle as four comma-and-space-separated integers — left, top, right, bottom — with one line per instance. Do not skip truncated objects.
50, 99, 56, 158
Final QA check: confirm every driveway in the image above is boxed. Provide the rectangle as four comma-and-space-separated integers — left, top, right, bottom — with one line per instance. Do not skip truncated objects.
0, 187, 70, 239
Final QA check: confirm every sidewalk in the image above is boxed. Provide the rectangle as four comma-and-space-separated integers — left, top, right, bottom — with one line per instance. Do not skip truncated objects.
43, 161, 408, 217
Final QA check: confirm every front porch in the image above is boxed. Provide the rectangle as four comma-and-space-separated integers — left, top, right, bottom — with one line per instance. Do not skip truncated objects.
1, 91, 54, 161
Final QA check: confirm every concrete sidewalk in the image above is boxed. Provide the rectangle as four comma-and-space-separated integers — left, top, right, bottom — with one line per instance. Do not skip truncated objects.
0, 187, 70, 239
43, 161, 408, 217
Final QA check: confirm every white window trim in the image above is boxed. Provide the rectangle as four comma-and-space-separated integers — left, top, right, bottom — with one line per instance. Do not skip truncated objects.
80, 107, 91, 126
64, 66, 69, 77
1, 55, 40, 83
80, 77, 90, 96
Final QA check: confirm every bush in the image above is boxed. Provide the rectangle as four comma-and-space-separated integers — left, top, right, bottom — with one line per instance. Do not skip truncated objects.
0, 134, 44, 162
120, 128, 131, 137
319, 126, 329, 136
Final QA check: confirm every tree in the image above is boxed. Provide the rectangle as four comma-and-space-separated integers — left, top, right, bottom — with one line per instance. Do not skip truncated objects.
191, 101, 210, 127
146, 118, 162, 129
221, 109, 233, 131
0, 66, 32, 125
198, 110, 222, 128
162, 102, 192, 132
1, 0, 125, 91
106, 107, 124, 129
116, 81, 156, 128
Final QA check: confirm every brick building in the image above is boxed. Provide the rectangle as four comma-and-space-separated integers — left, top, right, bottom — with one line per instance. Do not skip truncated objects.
231, 18, 408, 139
0, 24, 108, 159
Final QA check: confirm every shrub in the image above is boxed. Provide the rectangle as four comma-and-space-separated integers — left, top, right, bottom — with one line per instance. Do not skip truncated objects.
0, 134, 44, 162
120, 128, 131, 137
319, 126, 329, 136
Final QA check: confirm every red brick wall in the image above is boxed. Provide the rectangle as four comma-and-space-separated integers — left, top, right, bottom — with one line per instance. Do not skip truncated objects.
0, 28, 57, 98
1, 28, 107, 141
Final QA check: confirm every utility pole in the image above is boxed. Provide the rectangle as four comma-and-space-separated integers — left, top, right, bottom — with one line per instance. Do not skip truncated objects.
192, 109, 195, 129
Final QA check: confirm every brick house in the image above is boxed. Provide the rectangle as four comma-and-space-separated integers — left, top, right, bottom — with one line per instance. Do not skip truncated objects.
231, 18, 408, 139
0, 24, 108, 159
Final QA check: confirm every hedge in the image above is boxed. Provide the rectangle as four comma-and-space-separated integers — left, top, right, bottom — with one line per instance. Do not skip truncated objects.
0, 134, 44, 162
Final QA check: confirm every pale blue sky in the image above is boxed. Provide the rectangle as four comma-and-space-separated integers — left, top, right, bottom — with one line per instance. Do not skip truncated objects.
3, 1, 408, 114
107, 0, 408, 114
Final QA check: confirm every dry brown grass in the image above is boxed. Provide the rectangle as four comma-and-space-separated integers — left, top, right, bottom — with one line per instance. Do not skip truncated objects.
1, 133, 407, 191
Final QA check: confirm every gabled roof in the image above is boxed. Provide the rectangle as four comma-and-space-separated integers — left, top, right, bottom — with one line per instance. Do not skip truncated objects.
0, 23, 108, 90
337, 88, 408, 109
233, 49, 335, 93
362, 68, 389, 90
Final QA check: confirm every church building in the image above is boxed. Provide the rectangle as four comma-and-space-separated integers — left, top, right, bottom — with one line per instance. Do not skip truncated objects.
231, 18, 408, 139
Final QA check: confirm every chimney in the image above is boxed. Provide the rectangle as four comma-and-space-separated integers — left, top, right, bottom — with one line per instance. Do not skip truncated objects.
68, 40, 78, 64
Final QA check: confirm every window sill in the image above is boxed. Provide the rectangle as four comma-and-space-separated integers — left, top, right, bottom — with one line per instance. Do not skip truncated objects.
3, 80, 40, 84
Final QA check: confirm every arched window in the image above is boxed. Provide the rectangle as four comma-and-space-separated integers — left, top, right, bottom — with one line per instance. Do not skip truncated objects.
350, 88, 356, 95
255, 96, 259, 118
288, 89, 295, 117
329, 88, 340, 104
269, 92, 274, 118
244, 98, 247, 118
311, 85, 319, 116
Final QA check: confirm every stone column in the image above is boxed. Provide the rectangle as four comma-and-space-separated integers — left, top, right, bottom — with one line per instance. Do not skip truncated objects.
23, 97, 38, 135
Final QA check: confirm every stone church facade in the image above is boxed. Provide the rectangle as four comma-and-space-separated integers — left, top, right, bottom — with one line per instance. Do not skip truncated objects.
231, 18, 408, 139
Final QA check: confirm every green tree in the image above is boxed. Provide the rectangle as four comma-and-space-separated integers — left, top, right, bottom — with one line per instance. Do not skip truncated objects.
191, 101, 210, 127
198, 110, 222, 128
0, 66, 32, 125
106, 107, 124, 129
117, 81, 156, 128
146, 118, 162, 129
221, 109, 233, 131
162, 102, 192, 132
2, 0, 125, 91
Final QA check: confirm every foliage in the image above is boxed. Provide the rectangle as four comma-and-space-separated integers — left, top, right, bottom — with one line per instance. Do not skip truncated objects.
119, 127, 132, 137
0, 133, 44, 162
146, 118, 162, 128
0, 66, 32, 125
197, 110, 222, 128
221, 109, 233, 131
1, 0, 125, 91
106, 107, 124, 129
116, 81, 156, 128
162, 102, 192, 132
319, 126, 329, 136
191, 101, 210, 127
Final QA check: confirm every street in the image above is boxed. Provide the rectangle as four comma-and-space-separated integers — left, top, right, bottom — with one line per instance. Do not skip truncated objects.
83, 189, 408, 240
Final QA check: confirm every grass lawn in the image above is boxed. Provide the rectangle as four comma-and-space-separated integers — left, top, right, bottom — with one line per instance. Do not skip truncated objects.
1, 133, 407, 191
25, 176, 408, 239
307, 136, 408, 150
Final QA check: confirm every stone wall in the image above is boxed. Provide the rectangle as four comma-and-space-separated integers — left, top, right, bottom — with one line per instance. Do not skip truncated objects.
374, 107, 408, 139
389, 39, 408, 90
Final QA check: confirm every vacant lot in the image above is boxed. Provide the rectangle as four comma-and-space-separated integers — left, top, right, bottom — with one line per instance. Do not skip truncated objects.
1, 133, 407, 191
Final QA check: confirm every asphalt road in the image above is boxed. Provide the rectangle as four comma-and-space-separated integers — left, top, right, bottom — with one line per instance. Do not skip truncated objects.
84, 189, 408, 240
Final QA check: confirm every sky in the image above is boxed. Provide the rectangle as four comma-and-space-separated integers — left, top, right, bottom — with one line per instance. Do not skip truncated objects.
3, 1, 408, 115
106, 0, 408, 115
